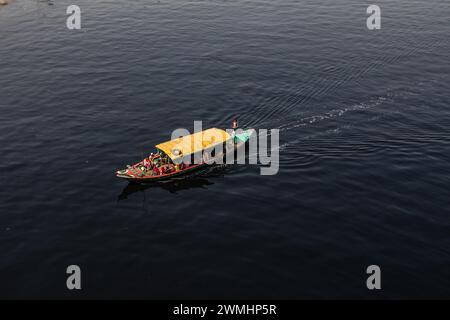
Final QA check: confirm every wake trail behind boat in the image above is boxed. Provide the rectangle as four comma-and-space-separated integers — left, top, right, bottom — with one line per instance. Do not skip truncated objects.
244, 93, 394, 161
240, 33, 448, 129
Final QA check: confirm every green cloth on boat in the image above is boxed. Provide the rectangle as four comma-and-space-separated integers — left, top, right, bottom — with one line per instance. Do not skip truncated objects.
234, 130, 253, 143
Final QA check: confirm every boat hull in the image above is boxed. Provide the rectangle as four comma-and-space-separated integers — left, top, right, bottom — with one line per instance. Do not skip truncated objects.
116, 163, 209, 183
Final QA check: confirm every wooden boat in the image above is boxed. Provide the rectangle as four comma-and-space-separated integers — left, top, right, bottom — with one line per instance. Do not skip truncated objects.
116, 127, 255, 183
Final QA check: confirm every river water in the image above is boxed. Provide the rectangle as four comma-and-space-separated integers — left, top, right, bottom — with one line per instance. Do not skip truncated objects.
1, 0, 449, 298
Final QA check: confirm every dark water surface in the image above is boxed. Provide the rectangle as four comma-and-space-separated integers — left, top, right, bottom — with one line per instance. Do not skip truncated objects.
1, 0, 450, 298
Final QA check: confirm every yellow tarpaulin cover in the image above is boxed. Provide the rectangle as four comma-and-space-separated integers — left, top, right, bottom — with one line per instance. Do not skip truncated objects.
156, 128, 231, 161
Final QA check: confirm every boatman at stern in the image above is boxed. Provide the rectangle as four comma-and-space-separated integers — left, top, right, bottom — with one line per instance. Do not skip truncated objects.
231, 118, 239, 143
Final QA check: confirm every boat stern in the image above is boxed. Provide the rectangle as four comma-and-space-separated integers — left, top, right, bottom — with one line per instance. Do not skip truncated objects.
234, 128, 256, 144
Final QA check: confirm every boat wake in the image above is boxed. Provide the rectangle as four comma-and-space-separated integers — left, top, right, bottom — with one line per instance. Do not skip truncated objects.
239, 31, 447, 131
278, 95, 388, 134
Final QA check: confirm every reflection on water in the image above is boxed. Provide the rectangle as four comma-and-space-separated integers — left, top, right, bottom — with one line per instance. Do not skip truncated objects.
116, 164, 237, 200
118, 177, 215, 200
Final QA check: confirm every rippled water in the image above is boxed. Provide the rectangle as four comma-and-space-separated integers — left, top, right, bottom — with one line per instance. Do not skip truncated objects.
1, 0, 450, 298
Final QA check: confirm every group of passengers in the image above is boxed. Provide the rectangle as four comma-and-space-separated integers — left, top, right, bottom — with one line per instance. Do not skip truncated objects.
140, 152, 184, 176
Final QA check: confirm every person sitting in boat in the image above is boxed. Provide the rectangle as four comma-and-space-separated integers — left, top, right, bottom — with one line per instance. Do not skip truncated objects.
153, 155, 161, 167
143, 157, 151, 170
160, 164, 171, 174
152, 153, 160, 160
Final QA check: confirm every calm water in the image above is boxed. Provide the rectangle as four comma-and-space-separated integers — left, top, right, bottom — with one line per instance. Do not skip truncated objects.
1, 0, 449, 299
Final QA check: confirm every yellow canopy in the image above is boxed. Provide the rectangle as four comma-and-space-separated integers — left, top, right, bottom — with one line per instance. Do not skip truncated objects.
156, 128, 231, 161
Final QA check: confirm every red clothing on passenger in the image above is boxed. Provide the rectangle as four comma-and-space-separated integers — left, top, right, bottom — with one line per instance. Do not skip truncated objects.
143, 158, 150, 169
